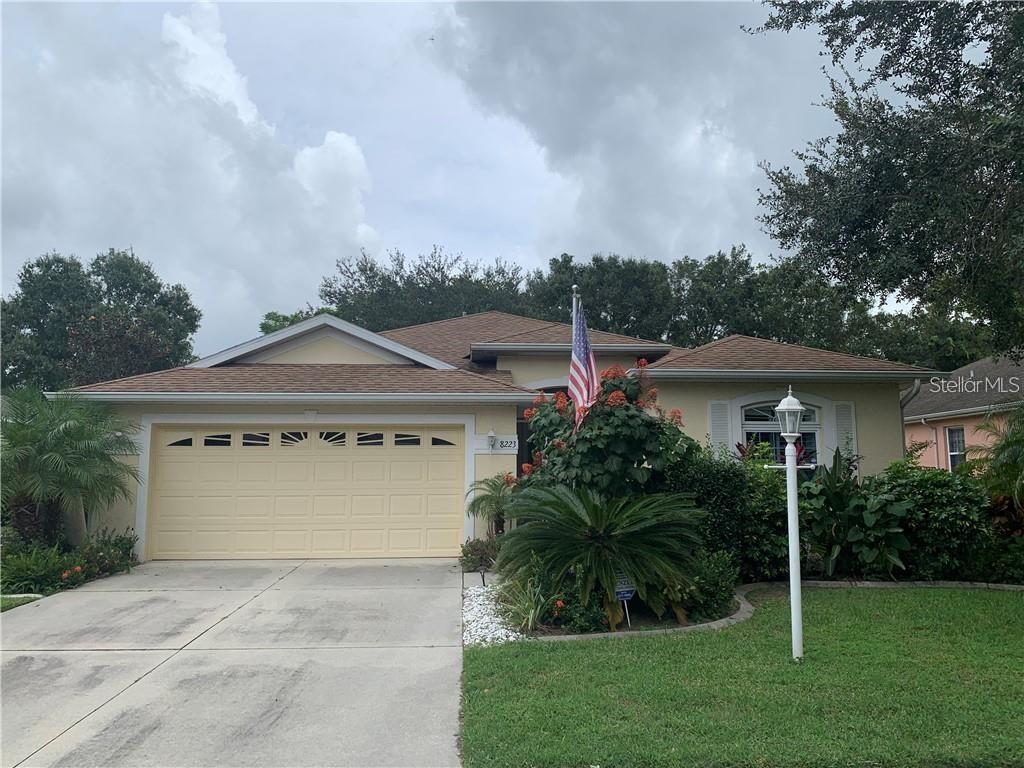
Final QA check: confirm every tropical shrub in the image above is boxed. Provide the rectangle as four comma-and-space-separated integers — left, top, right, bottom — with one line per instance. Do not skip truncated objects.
496, 555, 555, 632
678, 550, 739, 622
663, 444, 788, 581
465, 472, 518, 537
968, 407, 1024, 527
801, 451, 911, 578
0, 546, 80, 593
497, 485, 704, 629
550, 571, 609, 633
1, 390, 140, 544
522, 364, 698, 498
0, 529, 137, 594
878, 459, 993, 579
459, 537, 502, 573
77, 528, 137, 579
967, 535, 1024, 585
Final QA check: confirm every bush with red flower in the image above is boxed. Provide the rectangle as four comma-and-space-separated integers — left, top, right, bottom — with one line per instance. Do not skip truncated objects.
522, 366, 697, 497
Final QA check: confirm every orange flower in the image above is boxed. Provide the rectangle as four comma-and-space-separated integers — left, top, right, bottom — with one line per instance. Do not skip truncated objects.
553, 439, 567, 450
533, 393, 548, 405
61, 570, 70, 580
606, 390, 628, 407
523, 407, 537, 421
73, 565, 82, 573
553, 391, 570, 412
503, 472, 517, 486
555, 599, 565, 609
636, 357, 649, 368
521, 462, 534, 476
647, 387, 658, 401
669, 408, 684, 426
600, 364, 627, 380
533, 451, 544, 465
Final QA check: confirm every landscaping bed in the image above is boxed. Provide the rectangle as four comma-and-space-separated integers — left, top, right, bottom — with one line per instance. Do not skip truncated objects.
462, 586, 1024, 768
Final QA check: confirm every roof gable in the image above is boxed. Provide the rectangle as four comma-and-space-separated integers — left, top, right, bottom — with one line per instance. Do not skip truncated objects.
190, 314, 455, 370
380, 310, 667, 367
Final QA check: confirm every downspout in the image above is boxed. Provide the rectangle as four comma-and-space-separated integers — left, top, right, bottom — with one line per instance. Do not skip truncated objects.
899, 378, 922, 458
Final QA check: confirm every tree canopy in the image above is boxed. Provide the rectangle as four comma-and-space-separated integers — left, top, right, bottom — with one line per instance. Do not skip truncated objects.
262, 246, 994, 371
2, 250, 201, 390
757, 1, 1024, 358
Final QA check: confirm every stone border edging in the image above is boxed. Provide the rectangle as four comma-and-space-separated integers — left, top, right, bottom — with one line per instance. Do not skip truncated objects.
532, 578, 1022, 643
1, 593, 44, 599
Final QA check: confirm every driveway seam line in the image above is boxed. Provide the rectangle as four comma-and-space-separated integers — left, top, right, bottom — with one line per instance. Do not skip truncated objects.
11, 559, 309, 768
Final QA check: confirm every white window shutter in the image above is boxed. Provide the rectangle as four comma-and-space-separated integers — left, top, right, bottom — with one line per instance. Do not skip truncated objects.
708, 401, 731, 450
834, 402, 857, 457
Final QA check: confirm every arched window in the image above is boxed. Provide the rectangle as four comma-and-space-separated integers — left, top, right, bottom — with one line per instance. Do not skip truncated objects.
741, 402, 819, 463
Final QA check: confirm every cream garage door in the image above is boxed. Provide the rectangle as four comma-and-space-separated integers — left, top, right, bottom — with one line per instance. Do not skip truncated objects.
148, 425, 465, 559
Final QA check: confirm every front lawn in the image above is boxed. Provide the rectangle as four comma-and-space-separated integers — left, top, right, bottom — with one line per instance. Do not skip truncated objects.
1, 595, 40, 612
462, 587, 1024, 768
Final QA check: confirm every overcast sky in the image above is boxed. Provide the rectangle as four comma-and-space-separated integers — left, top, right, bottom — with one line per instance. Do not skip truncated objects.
3, 2, 834, 355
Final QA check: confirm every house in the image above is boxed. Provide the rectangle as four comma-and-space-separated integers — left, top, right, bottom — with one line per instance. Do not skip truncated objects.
70, 311, 935, 561
903, 356, 1023, 471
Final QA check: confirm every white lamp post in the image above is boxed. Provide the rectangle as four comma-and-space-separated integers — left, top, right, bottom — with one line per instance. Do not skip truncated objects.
775, 386, 805, 661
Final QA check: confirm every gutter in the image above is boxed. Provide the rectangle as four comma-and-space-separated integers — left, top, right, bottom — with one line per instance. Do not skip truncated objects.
902, 400, 1024, 423
49, 391, 539, 405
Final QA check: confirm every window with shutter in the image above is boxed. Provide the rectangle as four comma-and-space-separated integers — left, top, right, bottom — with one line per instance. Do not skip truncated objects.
834, 402, 857, 458
708, 401, 731, 449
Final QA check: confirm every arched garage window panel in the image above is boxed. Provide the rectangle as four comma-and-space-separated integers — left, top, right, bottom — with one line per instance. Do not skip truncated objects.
741, 402, 819, 464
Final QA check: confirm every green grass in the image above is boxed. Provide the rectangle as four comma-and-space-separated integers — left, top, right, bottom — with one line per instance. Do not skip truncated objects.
1, 595, 40, 611
462, 587, 1024, 768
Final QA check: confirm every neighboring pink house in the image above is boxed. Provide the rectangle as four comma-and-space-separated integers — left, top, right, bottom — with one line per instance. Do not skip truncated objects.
903, 357, 1023, 471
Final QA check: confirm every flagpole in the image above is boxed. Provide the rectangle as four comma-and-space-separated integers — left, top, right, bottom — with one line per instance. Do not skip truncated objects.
571, 283, 579, 329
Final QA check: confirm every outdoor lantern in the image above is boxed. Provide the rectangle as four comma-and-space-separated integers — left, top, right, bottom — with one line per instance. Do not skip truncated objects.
774, 386, 805, 442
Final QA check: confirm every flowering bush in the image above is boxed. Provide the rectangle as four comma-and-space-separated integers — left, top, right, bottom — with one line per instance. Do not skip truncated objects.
522, 365, 697, 497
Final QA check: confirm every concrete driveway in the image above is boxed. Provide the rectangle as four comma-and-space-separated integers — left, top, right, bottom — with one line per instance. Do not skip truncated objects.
1, 559, 462, 768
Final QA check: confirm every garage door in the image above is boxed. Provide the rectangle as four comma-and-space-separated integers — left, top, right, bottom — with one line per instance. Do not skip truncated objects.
147, 425, 465, 559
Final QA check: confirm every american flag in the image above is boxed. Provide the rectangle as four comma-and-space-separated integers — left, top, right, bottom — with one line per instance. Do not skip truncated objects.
569, 301, 599, 429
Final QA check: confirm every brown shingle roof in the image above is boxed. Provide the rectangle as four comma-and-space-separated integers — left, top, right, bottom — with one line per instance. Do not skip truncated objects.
72, 364, 536, 395
903, 357, 1024, 418
648, 335, 935, 375
380, 310, 665, 366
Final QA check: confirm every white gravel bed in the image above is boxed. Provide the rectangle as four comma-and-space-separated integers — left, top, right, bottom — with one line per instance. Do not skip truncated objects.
463, 584, 522, 646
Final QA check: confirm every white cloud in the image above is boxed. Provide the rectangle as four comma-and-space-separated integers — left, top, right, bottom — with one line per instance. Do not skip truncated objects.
2, 2, 376, 353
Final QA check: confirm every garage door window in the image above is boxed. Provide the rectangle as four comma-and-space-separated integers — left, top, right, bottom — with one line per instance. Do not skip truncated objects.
166, 436, 193, 447
203, 433, 232, 447
357, 431, 385, 446
242, 432, 270, 447
281, 431, 308, 447
395, 432, 421, 446
319, 431, 347, 446
431, 435, 456, 446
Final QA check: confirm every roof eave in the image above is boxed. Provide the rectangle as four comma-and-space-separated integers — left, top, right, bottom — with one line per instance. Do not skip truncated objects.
639, 368, 934, 383
903, 400, 1024, 422
50, 391, 537, 404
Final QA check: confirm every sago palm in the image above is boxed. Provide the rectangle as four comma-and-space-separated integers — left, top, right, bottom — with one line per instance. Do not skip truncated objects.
465, 472, 517, 537
497, 485, 705, 628
1, 389, 140, 543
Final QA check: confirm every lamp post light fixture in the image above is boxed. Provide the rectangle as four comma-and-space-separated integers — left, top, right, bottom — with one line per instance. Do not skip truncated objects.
775, 386, 805, 661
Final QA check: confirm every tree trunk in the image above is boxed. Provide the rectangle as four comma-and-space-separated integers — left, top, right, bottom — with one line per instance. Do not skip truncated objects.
60, 503, 88, 546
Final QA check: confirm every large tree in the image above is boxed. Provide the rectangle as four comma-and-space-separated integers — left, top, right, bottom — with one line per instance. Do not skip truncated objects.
757, 1, 1024, 357
2, 250, 201, 390
523, 253, 674, 341
261, 247, 527, 334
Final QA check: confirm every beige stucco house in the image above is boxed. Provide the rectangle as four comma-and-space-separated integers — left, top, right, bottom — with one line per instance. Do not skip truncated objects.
71, 311, 934, 561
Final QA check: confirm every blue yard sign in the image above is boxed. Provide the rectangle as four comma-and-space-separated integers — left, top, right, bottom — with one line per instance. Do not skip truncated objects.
614, 571, 636, 602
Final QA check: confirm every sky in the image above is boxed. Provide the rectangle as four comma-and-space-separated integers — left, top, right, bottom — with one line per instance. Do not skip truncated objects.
2, 1, 836, 355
